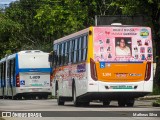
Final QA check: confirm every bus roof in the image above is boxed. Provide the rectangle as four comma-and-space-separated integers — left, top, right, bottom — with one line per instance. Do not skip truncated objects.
18, 50, 44, 54
53, 25, 150, 44
0, 50, 48, 63
54, 27, 90, 44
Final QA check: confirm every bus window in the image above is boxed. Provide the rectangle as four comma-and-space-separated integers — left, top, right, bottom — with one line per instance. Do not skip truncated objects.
76, 38, 79, 62
53, 44, 58, 66
68, 40, 72, 63
61, 43, 65, 65
2, 62, 6, 87
71, 40, 75, 63
58, 44, 62, 66
78, 37, 82, 62
64, 42, 68, 65
74, 39, 78, 63
82, 35, 88, 61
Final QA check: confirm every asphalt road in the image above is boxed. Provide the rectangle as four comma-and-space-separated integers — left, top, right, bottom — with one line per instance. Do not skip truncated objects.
0, 99, 160, 120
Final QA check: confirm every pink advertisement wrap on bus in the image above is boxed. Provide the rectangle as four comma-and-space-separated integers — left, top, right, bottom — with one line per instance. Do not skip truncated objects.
93, 27, 152, 62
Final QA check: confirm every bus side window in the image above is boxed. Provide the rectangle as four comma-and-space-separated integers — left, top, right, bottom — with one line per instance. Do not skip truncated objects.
8, 60, 12, 85
3, 62, 6, 87
68, 40, 72, 63
61, 43, 65, 65
58, 44, 62, 66
48, 52, 53, 63
73, 39, 78, 63
64, 42, 68, 65
71, 40, 75, 63
76, 37, 80, 62
82, 35, 88, 61
53, 44, 58, 67
52, 50, 58, 67
78, 37, 82, 62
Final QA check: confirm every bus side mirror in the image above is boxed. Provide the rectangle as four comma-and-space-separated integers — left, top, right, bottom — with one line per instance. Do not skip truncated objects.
49, 52, 53, 62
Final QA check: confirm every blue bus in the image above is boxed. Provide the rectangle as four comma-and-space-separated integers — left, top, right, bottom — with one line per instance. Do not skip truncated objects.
0, 50, 52, 99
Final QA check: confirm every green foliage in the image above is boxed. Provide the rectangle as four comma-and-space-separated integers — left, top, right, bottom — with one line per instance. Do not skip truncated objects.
152, 84, 160, 95
34, 0, 87, 39
152, 99, 160, 107
0, 12, 22, 58
0, 0, 125, 59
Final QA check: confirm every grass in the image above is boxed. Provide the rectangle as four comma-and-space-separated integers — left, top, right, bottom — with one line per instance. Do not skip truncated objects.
151, 84, 160, 95
152, 99, 160, 107
151, 84, 160, 107
48, 95, 56, 99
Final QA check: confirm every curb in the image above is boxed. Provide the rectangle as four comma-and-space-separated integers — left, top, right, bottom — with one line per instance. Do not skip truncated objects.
138, 95, 160, 100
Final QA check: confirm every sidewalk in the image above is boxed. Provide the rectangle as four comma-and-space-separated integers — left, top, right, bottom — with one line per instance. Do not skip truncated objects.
138, 95, 160, 100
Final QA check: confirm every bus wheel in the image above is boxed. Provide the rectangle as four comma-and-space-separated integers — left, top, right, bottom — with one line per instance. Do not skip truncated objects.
43, 95, 48, 99
118, 100, 126, 107
73, 87, 80, 107
126, 99, 135, 107
82, 102, 90, 106
55, 81, 58, 97
57, 90, 64, 105
9, 96, 12, 99
57, 96, 64, 105
103, 101, 110, 106
38, 95, 42, 99
31, 96, 36, 100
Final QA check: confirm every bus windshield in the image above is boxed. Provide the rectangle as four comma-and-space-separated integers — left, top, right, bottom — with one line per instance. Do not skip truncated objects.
18, 54, 50, 68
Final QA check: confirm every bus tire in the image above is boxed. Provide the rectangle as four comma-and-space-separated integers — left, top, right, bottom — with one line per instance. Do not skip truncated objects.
126, 99, 134, 107
0, 95, 4, 99
73, 86, 80, 107
82, 102, 90, 106
57, 88, 64, 105
57, 96, 64, 105
43, 95, 48, 99
118, 100, 126, 107
13, 96, 17, 100
55, 81, 58, 97
38, 95, 43, 99
103, 101, 110, 106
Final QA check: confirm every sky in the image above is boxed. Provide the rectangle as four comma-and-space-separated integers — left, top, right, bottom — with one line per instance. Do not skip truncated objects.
0, 0, 17, 4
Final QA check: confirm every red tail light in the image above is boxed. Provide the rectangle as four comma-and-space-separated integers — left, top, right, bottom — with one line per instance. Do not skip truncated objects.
50, 73, 53, 86
90, 58, 98, 81
145, 62, 151, 81
16, 74, 20, 87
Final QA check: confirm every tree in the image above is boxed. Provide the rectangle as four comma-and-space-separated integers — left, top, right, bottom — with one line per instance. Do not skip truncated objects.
0, 12, 22, 58
34, 0, 88, 39
5, 0, 52, 51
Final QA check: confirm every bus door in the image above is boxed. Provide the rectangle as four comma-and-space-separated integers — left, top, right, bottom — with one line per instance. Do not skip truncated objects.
6, 60, 13, 97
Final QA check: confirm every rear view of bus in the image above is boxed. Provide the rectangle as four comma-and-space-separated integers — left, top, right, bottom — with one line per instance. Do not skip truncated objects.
15, 50, 51, 99
89, 26, 153, 106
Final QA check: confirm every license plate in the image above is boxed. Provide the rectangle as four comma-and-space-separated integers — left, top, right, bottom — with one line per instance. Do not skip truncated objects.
110, 85, 133, 89
116, 73, 127, 77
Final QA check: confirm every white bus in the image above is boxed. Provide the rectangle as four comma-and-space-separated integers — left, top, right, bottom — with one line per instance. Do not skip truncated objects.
0, 50, 52, 99
50, 25, 153, 107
